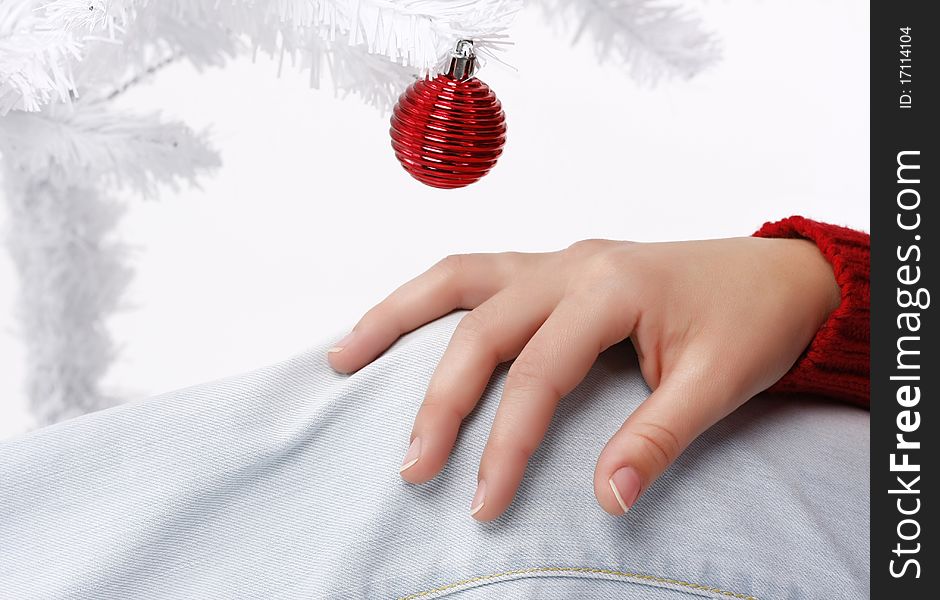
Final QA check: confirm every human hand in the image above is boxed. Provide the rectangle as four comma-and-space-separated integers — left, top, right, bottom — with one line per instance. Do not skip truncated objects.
327, 236, 841, 520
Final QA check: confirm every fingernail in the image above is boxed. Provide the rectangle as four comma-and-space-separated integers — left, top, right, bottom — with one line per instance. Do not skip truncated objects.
608, 467, 642, 515
469, 480, 486, 517
327, 331, 355, 354
399, 438, 421, 474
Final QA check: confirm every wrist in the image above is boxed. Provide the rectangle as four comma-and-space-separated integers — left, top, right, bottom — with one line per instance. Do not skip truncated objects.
752, 216, 870, 405
794, 238, 842, 318
765, 237, 842, 327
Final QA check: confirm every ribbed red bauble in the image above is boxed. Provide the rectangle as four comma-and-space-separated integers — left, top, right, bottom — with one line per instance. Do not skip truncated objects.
390, 40, 506, 189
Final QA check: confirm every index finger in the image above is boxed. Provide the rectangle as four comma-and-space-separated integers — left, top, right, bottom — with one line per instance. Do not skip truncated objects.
327, 253, 525, 373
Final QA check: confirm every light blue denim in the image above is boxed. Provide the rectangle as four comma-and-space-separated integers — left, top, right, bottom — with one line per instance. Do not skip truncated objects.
0, 312, 870, 599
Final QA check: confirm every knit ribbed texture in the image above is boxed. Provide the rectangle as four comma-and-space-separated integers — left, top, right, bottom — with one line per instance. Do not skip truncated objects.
754, 216, 870, 406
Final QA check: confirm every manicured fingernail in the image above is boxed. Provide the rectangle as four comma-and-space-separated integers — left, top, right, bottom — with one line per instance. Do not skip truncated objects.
469, 480, 486, 517
399, 438, 421, 474
327, 331, 355, 354
608, 467, 642, 515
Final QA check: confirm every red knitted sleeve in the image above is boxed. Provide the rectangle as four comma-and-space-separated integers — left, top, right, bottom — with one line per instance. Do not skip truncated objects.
753, 216, 870, 407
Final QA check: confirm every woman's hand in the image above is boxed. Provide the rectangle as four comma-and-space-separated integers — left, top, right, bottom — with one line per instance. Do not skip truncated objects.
327, 237, 841, 520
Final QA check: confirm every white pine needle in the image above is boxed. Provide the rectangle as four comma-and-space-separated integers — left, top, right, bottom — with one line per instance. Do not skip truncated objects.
536, 0, 720, 83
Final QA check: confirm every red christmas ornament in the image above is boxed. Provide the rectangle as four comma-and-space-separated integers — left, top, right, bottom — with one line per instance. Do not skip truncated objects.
390, 40, 506, 189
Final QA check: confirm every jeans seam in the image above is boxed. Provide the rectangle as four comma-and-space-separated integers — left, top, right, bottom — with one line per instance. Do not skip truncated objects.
397, 566, 758, 599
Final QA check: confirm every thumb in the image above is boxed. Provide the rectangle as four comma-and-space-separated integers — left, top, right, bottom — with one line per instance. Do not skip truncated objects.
593, 372, 736, 516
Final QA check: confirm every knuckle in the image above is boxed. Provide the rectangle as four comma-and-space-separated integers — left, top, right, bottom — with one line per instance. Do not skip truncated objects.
566, 238, 609, 256
581, 246, 657, 296
497, 250, 526, 264
419, 398, 468, 426
582, 250, 625, 282
630, 421, 682, 471
434, 253, 468, 278
506, 355, 558, 400
359, 303, 396, 333
485, 438, 536, 465
452, 309, 495, 350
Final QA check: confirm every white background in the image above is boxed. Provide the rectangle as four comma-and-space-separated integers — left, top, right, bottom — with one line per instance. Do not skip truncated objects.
0, 0, 870, 438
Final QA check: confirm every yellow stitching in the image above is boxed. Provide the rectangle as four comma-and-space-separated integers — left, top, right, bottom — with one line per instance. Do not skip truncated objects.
398, 566, 758, 600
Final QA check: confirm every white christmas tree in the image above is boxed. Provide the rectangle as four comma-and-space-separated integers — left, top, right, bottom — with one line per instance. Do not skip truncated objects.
0, 0, 718, 425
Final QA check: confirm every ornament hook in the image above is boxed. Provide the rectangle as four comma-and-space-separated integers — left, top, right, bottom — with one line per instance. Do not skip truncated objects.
447, 40, 476, 81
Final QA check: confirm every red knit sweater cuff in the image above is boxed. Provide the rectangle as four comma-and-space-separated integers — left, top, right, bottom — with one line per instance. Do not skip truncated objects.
754, 217, 870, 406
